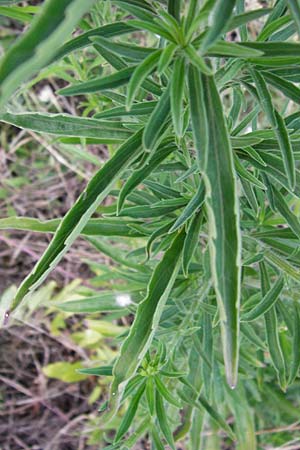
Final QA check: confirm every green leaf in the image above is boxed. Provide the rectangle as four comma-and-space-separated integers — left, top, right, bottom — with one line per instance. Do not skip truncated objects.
158, 43, 178, 74
273, 188, 300, 239
155, 390, 176, 450
200, 0, 237, 52
262, 71, 300, 105
94, 101, 157, 119
178, 385, 235, 441
154, 375, 181, 408
182, 211, 202, 277
8, 130, 143, 312
171, 56, 186, 138
77, 365, 113, 376
187, 64, 208, 170
242, 276, 284, 322
209, 41, 263, 58
91, 35, 155, 61
53, 22, 136, 62
0, 0, 96, 107
0, 216, 145, 238
265, 250, 300, 282
114, 381, 146, 443
113, 0, 155, 21
57, 292, 137, 313
241, 41, 300, 57
260, 262, 287, 391
185, 44, 213, 75
146, 377, 155, 416
143, 84, 171, 151
249, 67, 277, 128
128, 19, 177, 42
151, 427, 165, 450
257, 15, 292, 42
234, 154, 266, 190
0, 6, 33, 22
289, 302, 300, 384
126, 50, 161, 110
201, 73, 241, 388
287, 0, 300, 37
110, 229, 186, 412
226, 8, 272, 31
58, 67, 136, 96
118, 142, 176, 213
0, 111, 131, 142
169, 182, 205, 233
145, 220, 175, 261
274, 110, 296, 191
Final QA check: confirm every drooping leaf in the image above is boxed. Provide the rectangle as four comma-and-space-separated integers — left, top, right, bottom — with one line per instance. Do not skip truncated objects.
8, 130, 144, 312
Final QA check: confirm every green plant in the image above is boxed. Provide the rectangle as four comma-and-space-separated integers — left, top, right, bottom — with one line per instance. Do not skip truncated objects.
2, 0, 300, 448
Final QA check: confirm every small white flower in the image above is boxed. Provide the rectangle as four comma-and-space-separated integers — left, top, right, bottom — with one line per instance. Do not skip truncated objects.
38, 86, 52, 103
116, 293, 132, 307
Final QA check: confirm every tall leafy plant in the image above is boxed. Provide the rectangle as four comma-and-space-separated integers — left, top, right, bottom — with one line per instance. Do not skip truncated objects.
1, 0, 300, 447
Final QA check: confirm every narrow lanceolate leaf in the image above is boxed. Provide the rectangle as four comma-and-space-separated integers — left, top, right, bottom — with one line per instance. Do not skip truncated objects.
143, 84, 171, 151
8, 130, 143, 313
249, 68, 277, 128
274, 110, 296, 191
53, 22, 136, 62
114, 381, 146, 443
260, 262, 286, 391
171, 56, 186, 138
234, 154, 266, 190
90, 35, 154, 61
154, 376, 181, 408
155, 390, 176, 450
57, 292, 134, 314
126, 50, 161, 110
289, 302, 300, 384
242, 276, 284, 322
169, 182, 205, 232
287, 0, 300, 37
178, 386, 235, 441
158, 43, 178, 74
182, 211, 202, 276
226, 8, 272, 31
58, 67, 135, 96
208, 41, 263, 58
201, 73, 241, 388
110, 228, 186, 412
0, 216, 145, 238
77, 366, 113, 376
185, 45, 213, 75
262, 70, 300, 105
273, 188, 300, 239
118, 142, 176, 213
187, 64, 208, 170
94, 101, 157, 119
200, 0, 237, 52
0, 6, 34, 22
0, 0, 96, 107
0, 112, 131, 142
